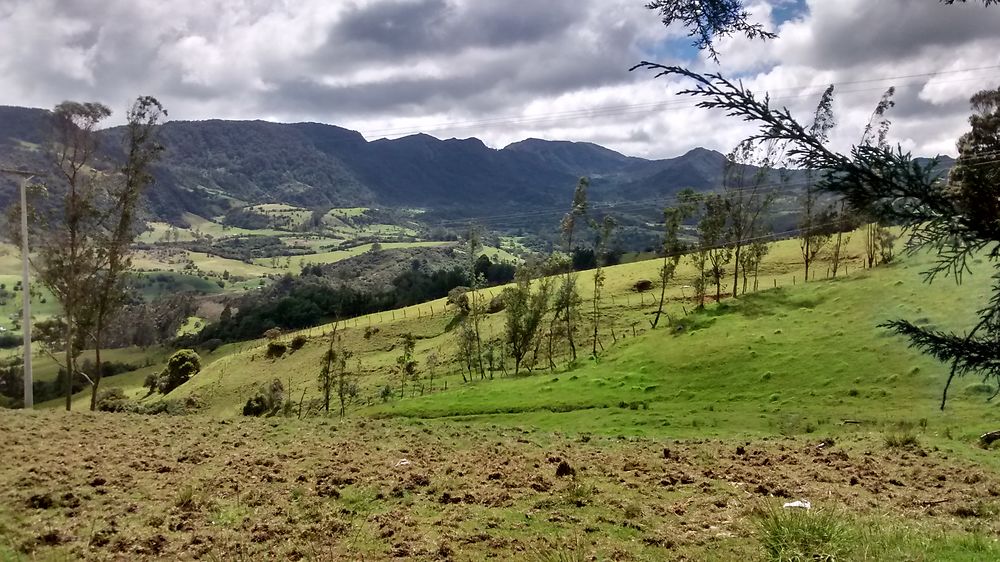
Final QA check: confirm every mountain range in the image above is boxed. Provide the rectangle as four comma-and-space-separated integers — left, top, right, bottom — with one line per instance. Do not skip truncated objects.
0, 105, 953, 228
0, 105, 737, 222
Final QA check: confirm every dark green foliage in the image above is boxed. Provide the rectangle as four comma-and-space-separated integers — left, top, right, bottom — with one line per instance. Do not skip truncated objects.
200, 338, 224, 353
266, 341, 288, 359
145, 349, 201, 395
132, 272, 223, 300
79, 359, 138, 380
0, 333, 21, 349
222, 207, 270, 229
191, 265, 472, 344
290, 335, 307, 351
474, 254, 516, 285
179, 235, 308, 261
571, 248, 597, 271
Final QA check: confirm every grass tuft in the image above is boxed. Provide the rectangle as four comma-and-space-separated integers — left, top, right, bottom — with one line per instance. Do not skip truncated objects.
756, 506, 848, 562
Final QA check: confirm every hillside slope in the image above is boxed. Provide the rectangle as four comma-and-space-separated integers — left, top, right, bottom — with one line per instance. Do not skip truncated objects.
51, 231, 998, 446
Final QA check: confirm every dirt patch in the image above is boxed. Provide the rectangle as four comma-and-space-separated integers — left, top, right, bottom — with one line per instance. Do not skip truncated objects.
1, 411, 999, 560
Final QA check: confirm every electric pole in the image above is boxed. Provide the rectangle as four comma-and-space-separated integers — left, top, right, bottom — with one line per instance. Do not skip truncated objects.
1, 168, 44, 409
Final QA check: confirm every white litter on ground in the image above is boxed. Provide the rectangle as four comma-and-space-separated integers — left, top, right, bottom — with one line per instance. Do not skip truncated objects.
783, 500, 812, 510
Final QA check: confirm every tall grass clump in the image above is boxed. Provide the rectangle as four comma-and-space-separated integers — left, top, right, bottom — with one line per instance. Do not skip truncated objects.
756, 506, 848, 561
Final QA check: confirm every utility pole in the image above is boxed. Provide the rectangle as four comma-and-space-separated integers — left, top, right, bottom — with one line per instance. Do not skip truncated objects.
1, 168, 44, 409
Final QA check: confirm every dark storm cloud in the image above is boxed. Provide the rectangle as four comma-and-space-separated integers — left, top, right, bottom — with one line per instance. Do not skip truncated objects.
329, 0, 584, 58
779, 1, 1000, 69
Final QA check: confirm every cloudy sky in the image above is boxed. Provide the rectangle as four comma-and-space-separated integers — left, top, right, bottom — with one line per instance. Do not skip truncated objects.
1, 0, 999, 159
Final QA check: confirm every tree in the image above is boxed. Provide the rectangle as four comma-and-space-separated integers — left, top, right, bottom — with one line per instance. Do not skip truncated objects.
829, 202, 856, 279
464, 228, 486, 378
28, 102, 111, 411
741, 238, 770, 293
799, 86, 837, 283
89, 96, 166, 411
651, 191, 697, 328
700, 194, 731, 302
725, 140, 779, 295
590, 216, 616, 357
395, 333, 417, 398
645, 0, 776, 62
318, 323, 339, 413
632, 62, 1000, 410
558, 178, 589, 362
502, 267, 551, 375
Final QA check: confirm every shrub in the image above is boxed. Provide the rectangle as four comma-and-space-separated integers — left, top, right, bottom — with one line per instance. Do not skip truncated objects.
0, 333, 21, 349
144, 349, 202, 395
96, 388, 129, 412
290, 335, 307, 351
200, 338, 224, 353
884, 432, 920, 449
379, 385, 393, 403
266, 341, 287, 359
242, 379, 285, 417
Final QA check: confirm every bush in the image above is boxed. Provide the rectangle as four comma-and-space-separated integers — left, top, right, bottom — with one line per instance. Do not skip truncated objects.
884, 432, 920, 449
379, 385, 393, 403
242, 379, 285, 417
96, 388, 130, 412
0, 332, 21, 349
144, 349, 202, 395
266, 341, 287, 359
290, 335, 307, 351
200, 338, 224, 353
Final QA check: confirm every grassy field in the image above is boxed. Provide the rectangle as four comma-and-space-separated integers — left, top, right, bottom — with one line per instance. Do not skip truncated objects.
6, 230, 1000, 560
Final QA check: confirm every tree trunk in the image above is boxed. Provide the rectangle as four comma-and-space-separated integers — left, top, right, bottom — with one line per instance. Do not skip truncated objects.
64, 313, 74, 412
803, 236, 811, 283
90, 328, 103, 411
652, 265, 667, 329
732, 244, 742, 300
